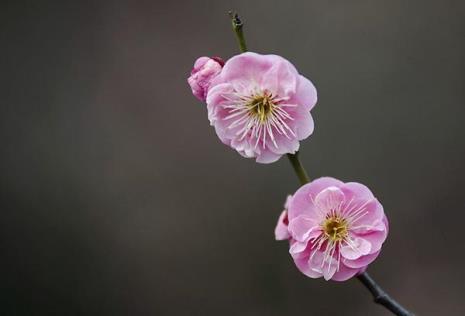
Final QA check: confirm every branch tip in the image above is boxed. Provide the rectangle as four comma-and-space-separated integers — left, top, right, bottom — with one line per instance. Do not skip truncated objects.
229, 11, 243, 28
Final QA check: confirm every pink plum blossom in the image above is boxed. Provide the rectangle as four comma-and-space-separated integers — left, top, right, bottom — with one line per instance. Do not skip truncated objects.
275, 177, 388, 281
205, 52, 317, 163
188, 56, 224, 101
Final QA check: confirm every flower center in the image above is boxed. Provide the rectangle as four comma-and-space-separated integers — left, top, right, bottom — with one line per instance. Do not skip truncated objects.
247, 92, 276, 122
221, 89, 296, 149
322, 216, 348, 242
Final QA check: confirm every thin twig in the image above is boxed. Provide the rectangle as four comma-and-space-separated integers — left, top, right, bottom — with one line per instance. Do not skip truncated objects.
357, 272, 413, 316
228, 11, 414, 316
287, 152, 310, 184
229, 11, 247, 52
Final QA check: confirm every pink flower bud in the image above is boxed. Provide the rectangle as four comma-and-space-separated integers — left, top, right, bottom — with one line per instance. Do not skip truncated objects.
188, 56, 224, 101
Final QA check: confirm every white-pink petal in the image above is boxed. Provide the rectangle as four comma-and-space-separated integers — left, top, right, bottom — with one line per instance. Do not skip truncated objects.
288, 216, 320, 242
340, 237, 372, 260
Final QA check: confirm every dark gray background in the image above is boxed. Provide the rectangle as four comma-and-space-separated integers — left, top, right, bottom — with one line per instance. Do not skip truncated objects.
2, 0, 464, 315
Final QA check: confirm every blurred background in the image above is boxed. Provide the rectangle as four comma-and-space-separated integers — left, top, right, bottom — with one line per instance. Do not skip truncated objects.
2, 0, 465, 315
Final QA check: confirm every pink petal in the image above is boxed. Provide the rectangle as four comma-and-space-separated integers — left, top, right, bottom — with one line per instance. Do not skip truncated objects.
343, 198, 385, 228
219, 52, 275, 84
343, 250, 381, 269
255, 149, 282, 163
350, 218, 386, 234
340, 237, 371, 260
288, 177, 344, 221
331, 264, 361, 281
357, 229, 388, 253
274, 211, 290, 240
288, 216, 320, 242
308, 251, 337, 281
294, 111, 314, 140
259, 56, 298, 96
284, 195, 293, 209
340, 182, 375, 201
288, 75, 318, 112
314, 186, 346, 212
206, 83, 234, 124
289, 241, 308, 258
193, 56, 210, 69
294, 257, 323, 279
267, 133, 300, 155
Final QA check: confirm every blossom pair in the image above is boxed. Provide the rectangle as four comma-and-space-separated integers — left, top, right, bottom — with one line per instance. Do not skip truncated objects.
188, 52, 388, 281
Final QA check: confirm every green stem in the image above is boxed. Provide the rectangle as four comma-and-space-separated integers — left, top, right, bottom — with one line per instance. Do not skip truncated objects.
287, 153, 310, 184
229, 11, 247, 52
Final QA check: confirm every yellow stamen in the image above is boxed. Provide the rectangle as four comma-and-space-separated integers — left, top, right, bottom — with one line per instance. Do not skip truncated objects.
247, 92, 275, 122
322, 216, 348, 242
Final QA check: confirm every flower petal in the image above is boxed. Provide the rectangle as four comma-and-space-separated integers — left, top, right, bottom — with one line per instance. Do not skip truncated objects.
289, 241, 308, 258
294, 111, 314, 140
274, 211, 290, 240
267, 133, 300, 155
343, 250, 381, 269
331, 264, 361, 281
308, 251, 337, 281
294, 257, 323, 278
259, 56, 298, 96
288, 216, 320, 242
288, 177, 344, 221
255, 149, 281, 163
219, 52, 276, 84
340, 237, 371, 260
288, 75, 317, 111
340, 182, 375, 201
358, 229, 388, 253
314, 186, 346, 213
344, 199, 385, 229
